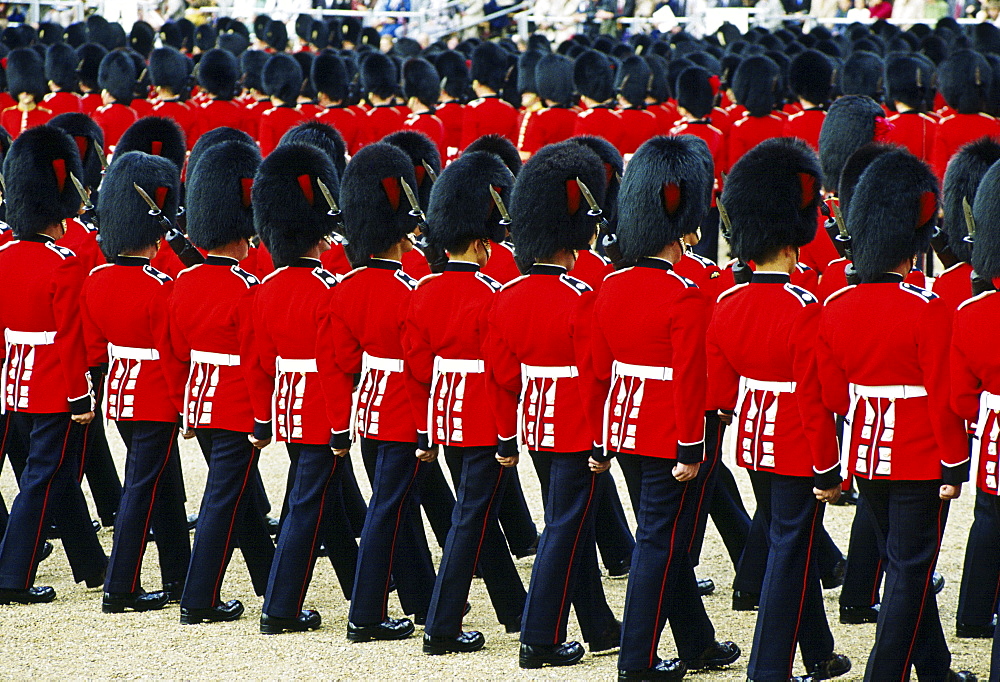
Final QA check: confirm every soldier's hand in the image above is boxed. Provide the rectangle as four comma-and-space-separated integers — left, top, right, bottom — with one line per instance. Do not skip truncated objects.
416, 447, 438, 462
589, 456, 611, 474
247, 434, 270, 449
71, 411, 95, 425
814, 484, 842, 503
496, 453, 518, 468
940, 483, 962, 501
673, 461, 700, 481
333, 448, 349, 458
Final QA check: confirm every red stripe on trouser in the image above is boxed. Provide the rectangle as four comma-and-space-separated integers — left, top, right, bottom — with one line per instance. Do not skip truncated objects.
649, 482, 691, 668
0, 415, 11, 476
553, 471, 598, 644
27, 420, 73, 587
129, 424, 179, 593
688, 420, 723, 554
900, 499, 946, 680
464, 463, 507, 611
209, 445, 257, 603
786, 501, 821, 678
296, 455, 338, 611
380, 458, 423, 620
76, 421, 90, 482
870, 559, 883, 604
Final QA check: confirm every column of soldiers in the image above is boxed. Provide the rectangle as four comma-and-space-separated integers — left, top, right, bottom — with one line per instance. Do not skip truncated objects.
0, 9, 998, 681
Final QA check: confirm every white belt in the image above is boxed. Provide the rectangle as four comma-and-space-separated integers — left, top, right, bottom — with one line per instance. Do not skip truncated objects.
276, 357, 317, 373
191, 350, 241, 366
5, 330, 55, 345
613, 361, 673, 381
522, 364, 578, 379
363, 352, 404, 373
851, 384, 927, 399
982, 391, 1000, 412
744, 378, 796, 393
434, 357, 485, 374
109, 344, 159, 361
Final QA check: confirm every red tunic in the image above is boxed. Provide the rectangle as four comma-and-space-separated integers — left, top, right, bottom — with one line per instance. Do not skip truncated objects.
59, 217, 104, 274
480, 240, 521, 284
189, 99, 254, 147
81, 257, 178, 422
648, 102, 679, 134
817, 258, 926, 303
243, 98, 272, 137
436, 100, 464, 159
617, 107, 659, 156
727, 113, 786, 171
401, 247, 432, 280
591, 258, 707, 461
931, 261, 972, 311
316, 106, 360, 155
41, 91, 82, 115
80, 93, 102, 115
520, 106, 579, 155
783, 108, 826, 150
0, 235, 92, 414
93, 102, 139, 148
402, 261, 503, 447
131, 99, 154, 119
718, 260, 818, 295
573, 106, 623, 154
460, 95, 519, 150
931, 112, 999, 180
799, 215, 840, 276
709, 106, 732, 136
151, 99, 196, 148
571, 248, 612, 291
354, 105, 406, 150
258, 105, 310, 156
816, 275, 968, 482
708, 272, 840, 481
0, 105, 54, 139
884, 111, 936, 162
318, 237, 352, 276
674, 250, 723, 305
402, 111, 445, 159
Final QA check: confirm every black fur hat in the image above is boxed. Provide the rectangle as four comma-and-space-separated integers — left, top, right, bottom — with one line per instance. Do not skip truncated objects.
517, 49, 543, 95
197, 48, 240, 99
263, 52, 303, 103
838, 143, 895, 220
471, 41, 510, 91
436, 49, 471, 100
85, 15, 113, 50
974, 21, 1000, 54
840, 51, 884, 101
382, 129, 440, 209
218, 32, 249, 57
721, 136, 821, 263
574, 49, 614, 103
114, 117, 186, 172
885, 53, 932, 109
361, 51, 397, 99
253, 15, 271, 42
3, 125, 84, 237
240, 49, 268, 92
535, 53, 574, 106
339, 142, 418, 262
570, 135, 623, 225
426, 150, 513, 251
789, 49, 833, 105
528, 34, 551, 53
129, 20, 155, 58
403, 57, 440, 107
98, 151, 179, 256
312, 49, 348, 101
340, 17, 362, 46
293, 52, 316, 99
48, 112, 105, 191
646, 54, 669, 103
971, 158, 1000, 280
37, 21, 62, 46
176, 18, 195, 52
253, 142, 340, 266
159, 21, 183, 51
509, 140, 606, 264
186, 140, 261, 249
818, 95, 884, 194
464, 133, 521, 176
149, 47, 190, 94
45, 42, 78, 91
938, 49, 991, 113
360, 27, 381, 48
849, 149, 937, 281
295, 14, 313, 42
263, 19, 288, 52
309, 20, 328, 50
7, 48, 46, 101
98, 49, 136, 104
194, 23, 218, 53
942, 137, 1000, 262
280, 120, 347, 180
676, 66, 715, 119
65, 22, 88, 48
733, 55, 779, 116
76, 43, 107, 91
187, 126, 254, 177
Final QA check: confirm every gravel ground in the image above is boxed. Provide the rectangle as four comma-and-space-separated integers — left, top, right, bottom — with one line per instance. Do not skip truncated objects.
0, 429, 991, 680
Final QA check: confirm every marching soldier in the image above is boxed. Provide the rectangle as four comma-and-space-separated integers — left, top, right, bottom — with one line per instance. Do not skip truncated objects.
76, 43, 108, 116
43, 43, 84, 116
883, 54, 937, 163
460, 42, 519, 149
354, 53, 406, 150
1, 48, 55, 139
189, 49, 255, 146
783, 50, 833, 151
259, 54, 309, 156
313, 50, 360, 155
401, 58, 445, 160
93, 50, 139, 149
614, 56, 657, 158
931, 50, 999, 180
572, 50, 624, 152
148, 47, 197, 147
519, 54, 577, 157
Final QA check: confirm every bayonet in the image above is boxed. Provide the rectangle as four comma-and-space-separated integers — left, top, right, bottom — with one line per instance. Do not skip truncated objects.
70, 173, 94, 211
575, 177, 603, 217
963, 196, 976, 242
94, 141, 108, 170
421, 160, 438, 184
134, 183, 203, 267
831, 202, 848, 240
717, 198, 732, 238
489, 185, 511, 226
400, 177, 424, 220
316, 178, 341, 215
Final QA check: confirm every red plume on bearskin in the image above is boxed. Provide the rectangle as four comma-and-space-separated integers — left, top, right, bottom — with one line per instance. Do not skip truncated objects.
186, 140, 261, 250
97, 151, 179, 257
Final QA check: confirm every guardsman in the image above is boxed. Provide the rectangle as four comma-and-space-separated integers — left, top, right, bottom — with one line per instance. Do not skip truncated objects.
591, 135, 739, 680
615, 56, 658, 158
460, 42, 519, 149
0, 125, 107, 604
331, 142, 436, 641
1, 48, 55, 139
519, 54, 577, 157
466, 134, 525, 286
490, 141, 619, 670
572, 50, 623, 152
82, 150, 190, 614
783, 50, 832, 150
434, 50, 470, 162
258, 53, 309, 156
190, 48, 254, 146
313, 51, 359, 155
816, 148, 973, 681
931, 50, 1000, 180
883, 54, 937, 163
669, 66, 725, 193
383, 130, 441, 282
354, 53, 406, 150
401, 58, 445, 161
407, 150, 528, 654
170, 139, 276, 625
710, 137, 850, 681
76, 43, 108, 116
42, 43, 84, 116
93, 50, 139, 149
514, 50, 543, 155
727, 56, 785, 171
149, 47, 197, 147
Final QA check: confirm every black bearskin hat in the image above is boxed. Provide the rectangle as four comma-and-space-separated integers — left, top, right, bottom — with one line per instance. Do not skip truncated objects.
426, 150, 513, 251
7, 48, 46, 101
187, 126, 254, 177
45, 42, 78, 91
885, 53, 932, 109
570, 135, 624, 225
98, 151, 179, 257
840, 51, 884, 100
240, 49, 268, 93
186, 140, 261, 249
848, 148, 937, 281
471, 41, 509, 91
971, 158, 1000, 280
263, 19, 288, 52
382, 129, 440, 209
535, 53, 574, 106
129, 20, 155, 58
279, 120, 347, 181
818, 95, 884, 194
48, 112, 105, 191
194, 23, 217, 53
295, 14, 313, 42
942, 137, 1000, 262
437, 49, 471, 100
262, 52, 303, 103
676, 66, 715, 119
76, 43, 107, 91
838, 143, 895, 221
98, 49, 136, 104
732, 55, 779, 117
464, 133, 521, 176
938, 49, 991, 113
65, 22, 87, 48
114, 117, 186, 172
789, 49, 833, 105
616, 55, 650, 107
312, 49, 348, 102
149, 47, 191, 94
518, 49, 543, 95
218, 32, 249, 57
361, 51, 397, 99
3, 125, 84, 237
197, 48, 240, 99
403, 57, 440, 107
37, 21, 62, 46
159, 21, 182, 51
721, 136, 821, 263
574, 49, 614, 103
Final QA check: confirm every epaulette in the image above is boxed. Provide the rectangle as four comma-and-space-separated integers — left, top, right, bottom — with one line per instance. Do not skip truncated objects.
604, 266, 633, 281
89, 262, 113, 276
783, 282, 818, 306
559, 273, 591, 294
900, 281, 937, 302
143, 264, 172, 284
45, 241, 75, 260
261, 265, 288, 283
0, 240, 16, 253
795, 262, 813, 273
311, 267, 338, 289
339, 266, 365, 281
589, 251, 611, 266
823, 284, 855, 306
717, 282, 749, 303
957, 290, 996, 311
500, 274, 529, 291
415, 272, 442, 288
685, 251, 715, 269
667, 270, 697, 288
395, 269, 417, 290
231, 265, 260, 287
475, 271, 501, 291
468, 98, 486, 108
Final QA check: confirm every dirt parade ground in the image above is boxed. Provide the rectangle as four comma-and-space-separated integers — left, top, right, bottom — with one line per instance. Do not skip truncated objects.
0, 428, 992, 679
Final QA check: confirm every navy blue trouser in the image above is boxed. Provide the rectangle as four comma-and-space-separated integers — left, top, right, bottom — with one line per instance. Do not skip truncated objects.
498, 466, 540, 556
618, 453, 715, 671
425, 445, 526, 636
181, 429, 275, 609
746, 471, 835, 681
839, 492, 885, 608
77, 408, 122, 526
264, 443, 356, 617
856, 478, 951, 681
0, 412, 106, 588
106, 421, 189, 593
521, 450, 616, 647
957, 488, 1000, 628
350, 438, 435, 625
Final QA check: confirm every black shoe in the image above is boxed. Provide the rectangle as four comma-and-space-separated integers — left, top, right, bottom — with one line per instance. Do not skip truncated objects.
347, 617, 414, 642
589, 619, 622, 654
607, 557, 631, 579
698, 578, 715, 596
0, 586, 55, 604
518, 641, 585, 669
932, 571, 945, 594
948, 671, 978, 682
821, 555, 847, 590
807, 653, 852, 679
38, 541, 53, 563
267, 516, 279, 536
423, 631, 485, 654
260, 610, 321, 634
162, 581, 183, 603
957, 617, 996, 638
683, 640, 741, 670
732, 590, 758, 611
186, 513, 198, 531
102, 590, 169, 613
618, 658, 687, 680
180, 599, 244, 624
513, 533, 540, 559
839, 604, 879, 624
